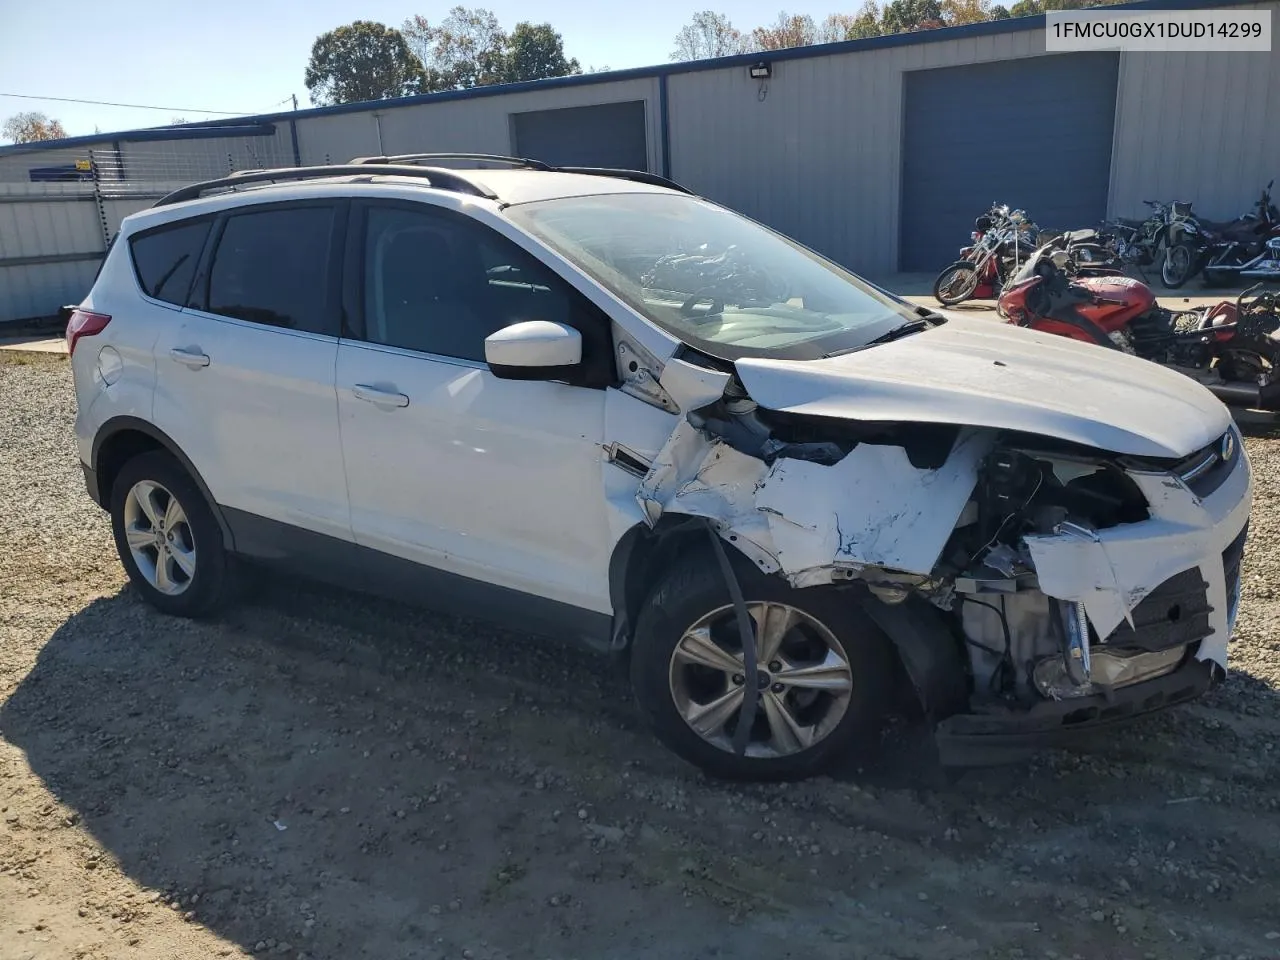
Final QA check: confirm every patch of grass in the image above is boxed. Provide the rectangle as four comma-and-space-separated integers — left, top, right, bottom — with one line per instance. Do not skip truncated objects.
0, 350, 66, 365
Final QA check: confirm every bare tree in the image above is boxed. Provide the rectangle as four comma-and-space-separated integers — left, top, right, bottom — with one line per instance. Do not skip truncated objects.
671, 11, 753, 61
403, 7, 507, 91
751, 12, 819, 51
3, 111, 68, 144
818, 12, 857, 41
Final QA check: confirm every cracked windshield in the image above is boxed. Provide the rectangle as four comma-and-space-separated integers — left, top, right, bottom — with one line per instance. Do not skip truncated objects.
508, 191, 919, 358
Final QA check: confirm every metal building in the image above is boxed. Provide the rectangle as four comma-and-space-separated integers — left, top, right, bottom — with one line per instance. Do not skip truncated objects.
1, 0, 1277, 323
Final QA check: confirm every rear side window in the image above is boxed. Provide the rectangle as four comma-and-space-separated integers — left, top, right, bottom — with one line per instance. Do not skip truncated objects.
129, 219, 210, 306
206, 205, 336, 333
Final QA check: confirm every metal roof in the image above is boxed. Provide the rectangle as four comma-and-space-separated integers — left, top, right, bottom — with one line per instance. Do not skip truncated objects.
0, 0, 1250, 158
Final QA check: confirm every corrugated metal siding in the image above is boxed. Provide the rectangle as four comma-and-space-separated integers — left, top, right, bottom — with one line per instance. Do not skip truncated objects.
1110, 0, 1280, 221
0, 146, 95, 183
0, 183, 159, 322
0, 186, 100, 259
296, 78, 662, 170
0, 259, 99, 322
666, 29, 1045, 275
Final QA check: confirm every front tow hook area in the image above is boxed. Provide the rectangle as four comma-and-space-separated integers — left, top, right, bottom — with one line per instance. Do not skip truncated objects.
932, 659, 1217, 767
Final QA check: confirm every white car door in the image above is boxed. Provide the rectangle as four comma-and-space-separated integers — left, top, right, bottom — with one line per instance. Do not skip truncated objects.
150, 200, 352, 544
335, 200, 615, 628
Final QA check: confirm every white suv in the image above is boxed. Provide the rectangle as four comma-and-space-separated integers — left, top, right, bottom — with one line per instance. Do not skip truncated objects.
69, 155, 1252, 780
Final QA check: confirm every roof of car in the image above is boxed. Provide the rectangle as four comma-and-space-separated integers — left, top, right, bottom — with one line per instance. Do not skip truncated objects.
145, 160, 691, 214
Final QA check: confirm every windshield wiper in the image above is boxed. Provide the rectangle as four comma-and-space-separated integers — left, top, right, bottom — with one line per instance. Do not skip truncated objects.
863, 316, 932, 346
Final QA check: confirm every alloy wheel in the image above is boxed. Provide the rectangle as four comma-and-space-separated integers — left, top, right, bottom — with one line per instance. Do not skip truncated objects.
668, 601, 854, 758
122, 479, 197, 596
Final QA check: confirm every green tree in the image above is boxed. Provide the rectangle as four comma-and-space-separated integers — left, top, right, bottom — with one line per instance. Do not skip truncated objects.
500, 22, 581, 83
942, 0, 992, 23
305, 21, 425, 106
671, 10, 752, 60
881, 0, 943, 31
989, 3, 1012, 16
842, 1, 886, 37
2, 111, 67, 144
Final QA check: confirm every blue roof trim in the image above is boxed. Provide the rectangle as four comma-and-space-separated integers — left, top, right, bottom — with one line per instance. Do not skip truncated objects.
0, 123, 277, 157
0, 0, 1254, 157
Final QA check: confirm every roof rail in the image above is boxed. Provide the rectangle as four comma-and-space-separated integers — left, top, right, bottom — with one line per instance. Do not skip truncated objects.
153, 164, 497, 207
350, 152, 694, 195
552, 166, 693, 195
350, 152, 550, 171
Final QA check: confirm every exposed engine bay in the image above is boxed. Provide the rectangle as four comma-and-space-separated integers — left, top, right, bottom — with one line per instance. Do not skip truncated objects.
631, 365, 1250, 722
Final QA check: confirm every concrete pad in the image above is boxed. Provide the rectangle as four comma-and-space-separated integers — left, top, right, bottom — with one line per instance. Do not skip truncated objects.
0, 336, 68, 354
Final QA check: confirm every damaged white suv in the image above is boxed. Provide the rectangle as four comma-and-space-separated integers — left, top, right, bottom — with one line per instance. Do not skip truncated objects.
69, 155, 1252, 780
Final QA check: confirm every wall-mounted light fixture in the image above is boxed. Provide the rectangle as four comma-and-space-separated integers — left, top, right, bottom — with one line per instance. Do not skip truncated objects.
748, 61, 772, 80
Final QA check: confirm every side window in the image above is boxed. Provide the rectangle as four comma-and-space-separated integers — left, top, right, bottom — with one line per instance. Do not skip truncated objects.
361, 205, 613, 385
206, 205, 336, 333
129, 219, 210, 306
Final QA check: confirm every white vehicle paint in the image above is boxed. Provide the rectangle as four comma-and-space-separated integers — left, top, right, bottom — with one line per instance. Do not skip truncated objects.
68, 163, 1254, 776
735, 317, 1231, 459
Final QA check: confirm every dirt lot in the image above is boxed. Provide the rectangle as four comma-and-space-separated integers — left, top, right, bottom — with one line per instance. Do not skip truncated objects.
2, 350, 1280, 960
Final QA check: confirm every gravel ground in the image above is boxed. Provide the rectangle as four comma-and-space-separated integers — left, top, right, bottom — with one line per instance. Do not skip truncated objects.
2, 350, 1280, 960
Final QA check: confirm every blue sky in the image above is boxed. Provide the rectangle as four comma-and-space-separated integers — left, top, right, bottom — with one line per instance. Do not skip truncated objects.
0, 0, 822, 138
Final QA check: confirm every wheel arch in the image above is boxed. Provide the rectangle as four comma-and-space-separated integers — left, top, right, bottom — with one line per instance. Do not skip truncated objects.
608, 516, 757, 652
91, 416, 235, 550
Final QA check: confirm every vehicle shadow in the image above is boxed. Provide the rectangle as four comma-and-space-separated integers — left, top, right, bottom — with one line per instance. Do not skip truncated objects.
2, 577, 1263, 957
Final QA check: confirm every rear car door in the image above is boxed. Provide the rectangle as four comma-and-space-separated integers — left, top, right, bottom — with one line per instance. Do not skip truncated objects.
335, 199, 616, 624
151, 200, 352, 544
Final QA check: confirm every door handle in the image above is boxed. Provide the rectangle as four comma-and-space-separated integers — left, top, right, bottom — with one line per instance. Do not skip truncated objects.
169, 347, 210, 368
352, 383, 410, 408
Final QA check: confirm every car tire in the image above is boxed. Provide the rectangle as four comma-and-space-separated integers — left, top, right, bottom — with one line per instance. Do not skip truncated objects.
933, 261, 980, 306
630, 550, 895, 781
109, 450, 232, 618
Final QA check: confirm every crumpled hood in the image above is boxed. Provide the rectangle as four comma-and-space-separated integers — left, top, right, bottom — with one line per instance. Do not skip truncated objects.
734, 316, 1232, 459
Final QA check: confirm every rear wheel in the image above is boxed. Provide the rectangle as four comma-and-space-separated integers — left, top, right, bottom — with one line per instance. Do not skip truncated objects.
630, 554, 895, 781
933, 261, 980, 306
109, 451, 232, 618
1161, 242, 1195, 288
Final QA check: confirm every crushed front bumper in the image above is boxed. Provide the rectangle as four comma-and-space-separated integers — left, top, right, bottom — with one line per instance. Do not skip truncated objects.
935, 657, 1218, 766
933, 430, 1250, 767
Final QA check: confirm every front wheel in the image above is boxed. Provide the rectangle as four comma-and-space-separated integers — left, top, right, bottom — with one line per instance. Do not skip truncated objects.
630, 553, 895, 781
1162, 241, 1196, 288
933, 261, 980, 306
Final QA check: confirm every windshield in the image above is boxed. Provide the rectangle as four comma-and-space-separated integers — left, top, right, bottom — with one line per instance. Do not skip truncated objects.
504, 192, 921, 361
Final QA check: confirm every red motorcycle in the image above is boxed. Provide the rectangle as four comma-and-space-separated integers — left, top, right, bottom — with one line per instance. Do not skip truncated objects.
932, 205, 1038, 306
998, 245, 1280, 411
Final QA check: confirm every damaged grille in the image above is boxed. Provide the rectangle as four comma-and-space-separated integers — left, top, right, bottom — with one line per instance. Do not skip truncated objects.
1169, 429, 1240, 498
1105, 568, 1212, 652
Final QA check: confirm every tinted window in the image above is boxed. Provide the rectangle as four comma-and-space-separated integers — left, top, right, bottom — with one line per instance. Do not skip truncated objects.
130, 219, 210, 306
362, 205, 609, 377
207, 206, 335, 333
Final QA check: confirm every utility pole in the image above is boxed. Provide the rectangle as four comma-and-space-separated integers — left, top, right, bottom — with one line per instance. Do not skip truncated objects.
291, 94, 299, 111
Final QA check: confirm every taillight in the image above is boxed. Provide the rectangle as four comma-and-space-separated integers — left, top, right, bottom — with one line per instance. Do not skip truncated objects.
66, 309, 111, 356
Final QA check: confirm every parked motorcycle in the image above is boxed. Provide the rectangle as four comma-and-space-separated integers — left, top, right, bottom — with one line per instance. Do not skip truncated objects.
1162, 180, 1280, 288
998, 244, 1280, 411
1098, 200, 1173, 273
932, 204, 1038, 306
1035, 228, 1127, 277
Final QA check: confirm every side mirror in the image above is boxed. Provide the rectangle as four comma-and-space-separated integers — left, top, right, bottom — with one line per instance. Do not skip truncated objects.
485, 320, 582, 381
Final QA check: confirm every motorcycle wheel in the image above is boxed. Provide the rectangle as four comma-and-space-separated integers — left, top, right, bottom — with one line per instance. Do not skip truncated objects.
1162, 242, 1196, 288
933, 261, 980, 306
